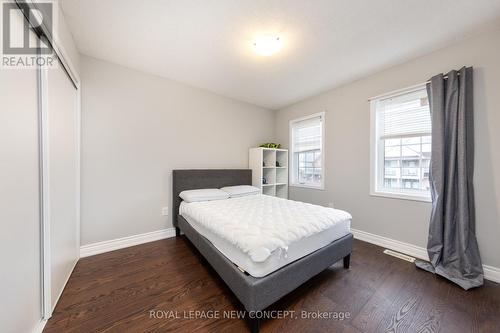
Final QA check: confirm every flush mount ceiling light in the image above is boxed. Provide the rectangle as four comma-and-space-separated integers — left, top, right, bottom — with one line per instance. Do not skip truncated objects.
253, 35, 282, 56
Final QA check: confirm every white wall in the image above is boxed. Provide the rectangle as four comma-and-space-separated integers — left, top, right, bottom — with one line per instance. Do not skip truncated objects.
275, 25, 500, 268
80, 55, 274, 245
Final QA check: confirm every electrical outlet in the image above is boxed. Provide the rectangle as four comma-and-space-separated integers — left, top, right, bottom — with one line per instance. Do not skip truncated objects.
161, 207, 169, 216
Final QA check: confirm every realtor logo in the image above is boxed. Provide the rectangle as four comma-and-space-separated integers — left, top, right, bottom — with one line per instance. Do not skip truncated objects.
1, 0, 56, 67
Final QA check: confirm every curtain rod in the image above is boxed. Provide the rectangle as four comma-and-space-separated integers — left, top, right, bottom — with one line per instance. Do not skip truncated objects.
368, 73, 461, 101
425, 72, 460, 84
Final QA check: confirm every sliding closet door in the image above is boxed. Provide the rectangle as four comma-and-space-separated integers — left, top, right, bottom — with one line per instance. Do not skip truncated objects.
45, 60, 79, 309
0, 12, 41, 332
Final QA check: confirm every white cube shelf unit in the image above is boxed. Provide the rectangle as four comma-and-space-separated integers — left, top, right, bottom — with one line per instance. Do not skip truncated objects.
249, 147, 288, 199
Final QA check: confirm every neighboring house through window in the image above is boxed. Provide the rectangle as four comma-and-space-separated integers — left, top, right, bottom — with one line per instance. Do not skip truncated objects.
370, 85, 431, 201
289, 112, 325, 189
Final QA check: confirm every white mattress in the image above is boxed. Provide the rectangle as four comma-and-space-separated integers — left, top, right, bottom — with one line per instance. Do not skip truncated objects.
180, 195, 351, 277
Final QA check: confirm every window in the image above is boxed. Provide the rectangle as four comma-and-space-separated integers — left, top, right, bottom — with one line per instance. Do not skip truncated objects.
370, 86, 431, 201
290, 112, 325, 189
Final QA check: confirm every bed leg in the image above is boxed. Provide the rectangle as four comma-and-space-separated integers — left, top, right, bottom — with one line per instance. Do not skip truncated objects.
343, 254, 351, 269
175, 227, 181, 237
248, 316, 260, 333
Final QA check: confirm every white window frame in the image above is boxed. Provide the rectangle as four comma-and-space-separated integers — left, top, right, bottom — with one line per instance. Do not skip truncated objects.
289, 112, 325, 190
369, 84, 431, 202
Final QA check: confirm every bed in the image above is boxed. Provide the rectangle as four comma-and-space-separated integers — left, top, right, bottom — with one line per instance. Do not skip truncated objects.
173, 169, 353, 332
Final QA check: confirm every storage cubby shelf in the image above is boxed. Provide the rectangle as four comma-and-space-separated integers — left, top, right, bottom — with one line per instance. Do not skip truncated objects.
249, 148, 288, 199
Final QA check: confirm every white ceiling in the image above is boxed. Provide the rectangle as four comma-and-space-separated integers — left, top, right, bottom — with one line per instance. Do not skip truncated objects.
61, 0, 500, 109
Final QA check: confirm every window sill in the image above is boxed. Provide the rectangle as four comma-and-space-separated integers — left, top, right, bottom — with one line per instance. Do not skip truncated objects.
370, 190, 431, 203
290, 183, 325, 190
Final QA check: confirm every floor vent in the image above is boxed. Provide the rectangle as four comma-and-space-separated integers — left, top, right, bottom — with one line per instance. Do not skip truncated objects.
383, 249, 415, 262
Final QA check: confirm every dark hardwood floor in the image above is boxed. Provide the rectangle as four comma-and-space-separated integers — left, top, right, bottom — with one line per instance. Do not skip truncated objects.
44, 237, 500, 333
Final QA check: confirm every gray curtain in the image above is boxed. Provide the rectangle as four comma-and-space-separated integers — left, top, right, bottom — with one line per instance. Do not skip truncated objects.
416, 67, 483, 290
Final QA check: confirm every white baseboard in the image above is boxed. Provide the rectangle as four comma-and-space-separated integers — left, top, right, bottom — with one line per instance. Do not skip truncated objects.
33, 319, 47, 333
483, 265, 500, 284
351, 228, 500, 284
80, 228, 176, 258
78, 226, 499, 283
351, 228, 429, 261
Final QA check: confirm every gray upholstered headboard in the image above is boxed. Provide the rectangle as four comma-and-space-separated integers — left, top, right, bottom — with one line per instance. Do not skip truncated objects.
172, 169, 252, 228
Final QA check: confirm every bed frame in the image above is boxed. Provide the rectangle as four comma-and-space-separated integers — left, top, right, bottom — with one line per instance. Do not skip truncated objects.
173, 169, 353, 333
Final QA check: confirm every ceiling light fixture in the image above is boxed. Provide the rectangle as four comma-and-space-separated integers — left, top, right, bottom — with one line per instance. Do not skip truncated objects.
253, 35, 282, 56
